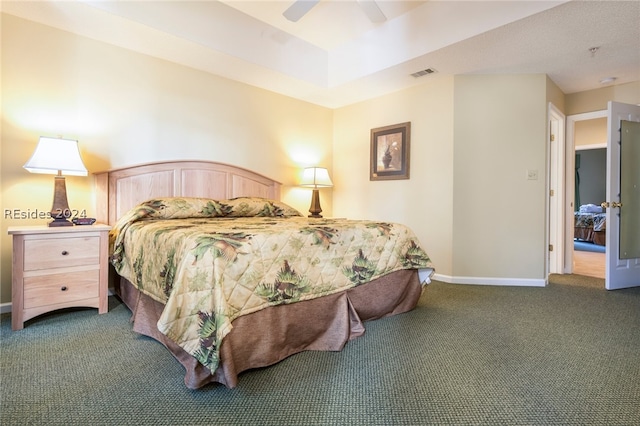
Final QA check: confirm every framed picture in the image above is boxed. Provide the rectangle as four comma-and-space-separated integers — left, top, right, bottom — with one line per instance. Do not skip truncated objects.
370, 122, 411, 180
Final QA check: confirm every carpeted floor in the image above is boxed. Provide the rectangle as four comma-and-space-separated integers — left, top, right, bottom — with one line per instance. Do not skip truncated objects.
1, 280, 639, 425
548, 272, 604, 289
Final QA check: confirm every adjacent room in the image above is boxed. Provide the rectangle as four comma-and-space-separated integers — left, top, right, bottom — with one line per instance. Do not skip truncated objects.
573, 117, 607, 279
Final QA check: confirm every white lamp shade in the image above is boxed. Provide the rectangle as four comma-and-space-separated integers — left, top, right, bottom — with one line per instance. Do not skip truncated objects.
23, 137, 88, 176
300, 167, 333, 188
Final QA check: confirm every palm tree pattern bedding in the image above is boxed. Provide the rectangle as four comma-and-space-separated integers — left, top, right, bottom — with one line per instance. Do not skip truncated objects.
110, 197, 434, 373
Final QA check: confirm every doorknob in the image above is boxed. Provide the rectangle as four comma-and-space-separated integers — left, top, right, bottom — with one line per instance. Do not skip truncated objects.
601, 201, 623, 209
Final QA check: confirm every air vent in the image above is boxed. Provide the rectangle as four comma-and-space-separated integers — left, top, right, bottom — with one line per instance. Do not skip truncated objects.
410, 68, 437, 78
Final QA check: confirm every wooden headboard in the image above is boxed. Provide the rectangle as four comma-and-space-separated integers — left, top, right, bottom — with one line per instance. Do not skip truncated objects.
94, 160, 282, 225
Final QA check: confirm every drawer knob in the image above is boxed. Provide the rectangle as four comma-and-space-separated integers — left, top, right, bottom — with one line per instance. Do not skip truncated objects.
61, 250, 69, 256
61, 286, 68, 292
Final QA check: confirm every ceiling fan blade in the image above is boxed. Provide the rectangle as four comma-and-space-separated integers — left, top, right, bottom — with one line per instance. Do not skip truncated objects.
356, 0, 386, 23
283, 0, 320, 22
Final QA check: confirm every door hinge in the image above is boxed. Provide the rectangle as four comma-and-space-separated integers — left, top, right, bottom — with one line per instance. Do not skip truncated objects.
549, 244, 554, 252
550, 134, 555, 142
549, 189, 554, 196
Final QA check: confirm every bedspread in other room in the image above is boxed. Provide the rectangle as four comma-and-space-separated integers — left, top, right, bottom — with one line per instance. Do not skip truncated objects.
574, 211, 606, 245
110, 197, 434, 375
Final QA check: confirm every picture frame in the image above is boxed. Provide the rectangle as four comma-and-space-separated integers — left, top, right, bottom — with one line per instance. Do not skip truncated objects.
370, 122, 411, 181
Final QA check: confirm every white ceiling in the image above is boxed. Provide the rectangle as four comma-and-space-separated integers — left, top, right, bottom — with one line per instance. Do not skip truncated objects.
2, 0, 639, 108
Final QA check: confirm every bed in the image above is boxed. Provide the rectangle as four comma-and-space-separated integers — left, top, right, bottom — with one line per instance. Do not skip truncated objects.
574, 205, 606, 246
95, 160, 434, 389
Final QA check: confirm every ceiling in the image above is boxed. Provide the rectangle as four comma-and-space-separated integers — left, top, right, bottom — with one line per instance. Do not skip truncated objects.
2, 1, 639, 108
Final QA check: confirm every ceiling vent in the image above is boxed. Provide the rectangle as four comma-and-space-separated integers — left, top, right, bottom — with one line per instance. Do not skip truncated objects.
410, 68, 437, 78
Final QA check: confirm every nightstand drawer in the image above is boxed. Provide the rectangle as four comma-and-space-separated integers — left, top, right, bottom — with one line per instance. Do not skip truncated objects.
23, 236, 100, 271
23, 269, 99, 309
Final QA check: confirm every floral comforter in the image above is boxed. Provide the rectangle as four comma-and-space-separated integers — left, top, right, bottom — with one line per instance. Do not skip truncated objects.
574, 212, 606, 232
110, 197, 434, 373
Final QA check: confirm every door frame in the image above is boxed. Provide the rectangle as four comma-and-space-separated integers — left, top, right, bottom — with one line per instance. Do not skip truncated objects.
547, 103, 565, 276
563, 109, 607, 274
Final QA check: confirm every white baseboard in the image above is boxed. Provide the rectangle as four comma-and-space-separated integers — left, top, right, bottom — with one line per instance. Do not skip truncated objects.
432, 273, 546, 287
0, 302, 12, 315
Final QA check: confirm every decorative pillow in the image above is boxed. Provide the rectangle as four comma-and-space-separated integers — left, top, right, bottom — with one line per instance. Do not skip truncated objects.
122, 197, 301, 222
224, 197, 302, 217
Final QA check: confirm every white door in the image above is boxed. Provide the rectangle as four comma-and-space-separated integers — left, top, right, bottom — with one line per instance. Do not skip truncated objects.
605, 101, 640, 290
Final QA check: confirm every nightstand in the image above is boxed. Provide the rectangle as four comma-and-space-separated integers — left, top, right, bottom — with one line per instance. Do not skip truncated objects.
8, 224, 112, 331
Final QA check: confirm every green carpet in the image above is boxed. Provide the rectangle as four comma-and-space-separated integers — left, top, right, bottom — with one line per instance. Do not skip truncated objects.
548, 273, 604, 289
1, 280, 639, 425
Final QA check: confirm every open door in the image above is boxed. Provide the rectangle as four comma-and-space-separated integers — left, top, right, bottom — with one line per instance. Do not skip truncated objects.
604, 101, 640, 290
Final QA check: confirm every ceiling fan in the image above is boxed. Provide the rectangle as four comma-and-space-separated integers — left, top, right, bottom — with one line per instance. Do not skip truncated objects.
283, 0, 387, 23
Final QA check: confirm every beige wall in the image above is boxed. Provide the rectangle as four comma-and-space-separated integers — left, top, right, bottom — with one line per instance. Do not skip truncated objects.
564, 82, 640, 157
575, 118, 607, 148
452, 75, 548, 281
546, 75, 566, 113
334, 74, 552, 282
333, 77, 455, 277
1, 14, 333, 305
565, 81, 640, 116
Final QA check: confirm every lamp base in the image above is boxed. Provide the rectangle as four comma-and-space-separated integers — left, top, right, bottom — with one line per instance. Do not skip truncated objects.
48, 175, 74, 227
48, 217, 74, 227
308, 189, 323, 218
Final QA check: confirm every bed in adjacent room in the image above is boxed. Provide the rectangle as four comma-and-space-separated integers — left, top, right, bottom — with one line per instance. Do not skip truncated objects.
95, 161, 434, 389
574, 204, 606, 246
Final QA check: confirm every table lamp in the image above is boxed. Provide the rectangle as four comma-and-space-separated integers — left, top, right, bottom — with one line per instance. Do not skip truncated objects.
300, 167, 333, 218
23, 137, 88, 226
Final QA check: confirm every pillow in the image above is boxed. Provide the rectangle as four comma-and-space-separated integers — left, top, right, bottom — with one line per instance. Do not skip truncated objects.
224, 197, 302, 217
124, 197, 301, 221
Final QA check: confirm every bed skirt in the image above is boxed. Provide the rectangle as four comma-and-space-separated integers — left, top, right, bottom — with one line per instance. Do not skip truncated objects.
574, 227, 606, 246
114, 269, 424, 389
